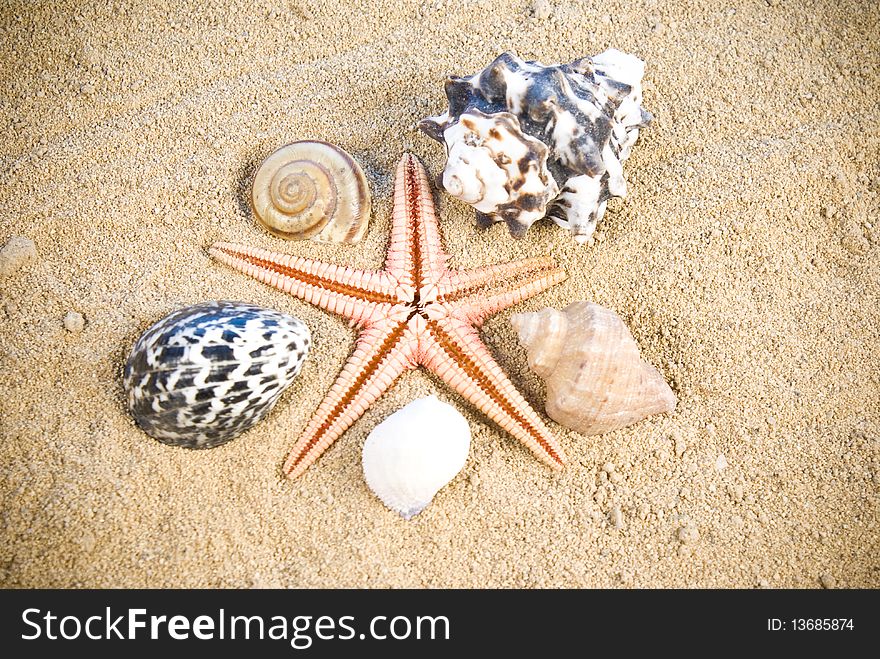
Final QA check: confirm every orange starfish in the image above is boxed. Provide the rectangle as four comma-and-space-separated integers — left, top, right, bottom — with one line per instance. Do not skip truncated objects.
209, 153, 568, 478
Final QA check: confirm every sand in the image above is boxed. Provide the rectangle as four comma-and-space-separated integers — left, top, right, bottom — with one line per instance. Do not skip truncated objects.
1, 0, 877, 588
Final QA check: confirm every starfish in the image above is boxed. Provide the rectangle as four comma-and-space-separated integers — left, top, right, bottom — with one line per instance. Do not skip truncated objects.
209, 153, 568, 478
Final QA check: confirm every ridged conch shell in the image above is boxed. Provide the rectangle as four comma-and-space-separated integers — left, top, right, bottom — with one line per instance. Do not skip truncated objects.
420, 50, 651, 243
252, 140, 371, 243
362, 396, 471, 519
123, 301, 311, 448
510, 302, 675, 435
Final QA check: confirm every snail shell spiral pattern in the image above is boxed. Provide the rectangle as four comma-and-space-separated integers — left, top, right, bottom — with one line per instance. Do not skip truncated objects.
123, 301, 311, 448
252, 140, 371, 244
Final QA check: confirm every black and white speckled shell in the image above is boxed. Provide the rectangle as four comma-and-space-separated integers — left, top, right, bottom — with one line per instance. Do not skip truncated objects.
420, 49, 652, 242
123, 301, 310, 448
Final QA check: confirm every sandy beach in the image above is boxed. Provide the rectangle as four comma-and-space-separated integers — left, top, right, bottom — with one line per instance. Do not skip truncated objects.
1, 0, 877, 588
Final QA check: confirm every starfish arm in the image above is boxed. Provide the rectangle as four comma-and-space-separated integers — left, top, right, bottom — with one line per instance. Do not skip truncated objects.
451, 265, 567, 326
437, 256, 562, 300
385, 154, 450, 290
283, 319, 417, 478
209, 242, 398, 326
419, 315, 567, 469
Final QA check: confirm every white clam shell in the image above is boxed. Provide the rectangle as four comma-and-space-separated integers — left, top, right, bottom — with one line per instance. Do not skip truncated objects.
362, 396, 471, 519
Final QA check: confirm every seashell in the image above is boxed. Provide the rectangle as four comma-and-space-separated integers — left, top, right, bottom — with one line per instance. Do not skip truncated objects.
251, 140, 371, 243
123, 301, 310, 448
420, 50, 651, 243
510, 302, 675, 435
362, 396, 471, 519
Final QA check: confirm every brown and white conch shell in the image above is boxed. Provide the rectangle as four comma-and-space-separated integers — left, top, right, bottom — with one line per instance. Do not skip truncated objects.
419, 50, 651, 243
510, 301, 676, 435
251, 140, 371, 243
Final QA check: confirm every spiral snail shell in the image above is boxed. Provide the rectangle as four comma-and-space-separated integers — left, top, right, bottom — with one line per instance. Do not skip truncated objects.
251, 140, 371, 244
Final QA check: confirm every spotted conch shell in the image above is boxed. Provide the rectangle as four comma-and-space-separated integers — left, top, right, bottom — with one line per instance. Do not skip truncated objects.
510, 302, 675, 435
251, 140, 371, 243
123, 301, 311, 448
